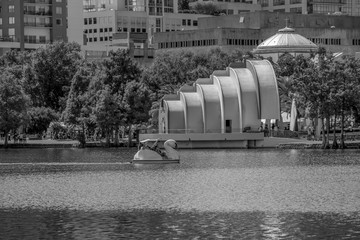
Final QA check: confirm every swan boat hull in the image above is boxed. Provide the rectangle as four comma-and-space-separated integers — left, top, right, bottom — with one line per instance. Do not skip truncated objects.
131, 159, 180, 164
132, 139, 180, 164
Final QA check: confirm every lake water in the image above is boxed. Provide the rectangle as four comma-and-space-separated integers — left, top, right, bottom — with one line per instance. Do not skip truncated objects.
0, 148, 360, 239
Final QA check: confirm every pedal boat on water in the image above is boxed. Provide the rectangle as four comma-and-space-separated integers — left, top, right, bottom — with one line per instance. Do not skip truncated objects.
132, 139, 180, 164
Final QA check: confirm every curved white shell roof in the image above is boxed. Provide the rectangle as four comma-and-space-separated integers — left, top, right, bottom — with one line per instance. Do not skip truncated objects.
161, 60, 280, 134
254, 27, 318, 54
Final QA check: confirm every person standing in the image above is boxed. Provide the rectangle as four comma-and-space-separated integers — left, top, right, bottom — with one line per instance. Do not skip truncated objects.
264, 124, 269, 137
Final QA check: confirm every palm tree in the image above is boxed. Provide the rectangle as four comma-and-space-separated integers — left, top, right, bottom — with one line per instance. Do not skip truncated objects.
277, 76, 294, 129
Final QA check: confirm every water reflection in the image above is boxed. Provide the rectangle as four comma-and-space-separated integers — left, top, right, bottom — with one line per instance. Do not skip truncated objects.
0, 148, 360, 238
1, 209, 360, 239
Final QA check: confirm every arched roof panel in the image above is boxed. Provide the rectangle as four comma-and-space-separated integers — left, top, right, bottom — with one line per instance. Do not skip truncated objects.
196, 84, 222, 133
180, 92, 204, 133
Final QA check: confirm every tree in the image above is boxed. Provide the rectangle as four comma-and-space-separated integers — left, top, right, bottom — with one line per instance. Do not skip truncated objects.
275, 53, 297, 77
192, 2, 219, 15
102, 49, 142, 96
23, 41, 81, 112
27, 107, 59, 134
0, 70, 29, 147
277, 76, 294, 124
123, 81, 152, 146
88, 49, 143, 146
62, 62, 98, 147
92, 87, 123, 146
331, 56, 360, 148
178, 0, 190, 11
292, 51, 332, 148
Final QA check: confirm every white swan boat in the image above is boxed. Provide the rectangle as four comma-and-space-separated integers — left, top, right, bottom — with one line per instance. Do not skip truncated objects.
132, 139, 180, 164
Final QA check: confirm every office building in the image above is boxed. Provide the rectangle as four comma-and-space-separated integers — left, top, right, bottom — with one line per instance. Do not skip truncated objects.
155, 11, 360, 57
0, 0, 67, 55
189, 0, 261, 14
190, 0, 360, 16
82, 0, 209, 62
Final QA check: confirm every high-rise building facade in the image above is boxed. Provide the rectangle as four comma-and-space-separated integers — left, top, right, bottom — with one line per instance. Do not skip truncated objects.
0, 0, 68, 55
189, 0, 261, 14
191, 0, 360, 16
155, 11, 360, 56
82, 0, 209, 62
312, 0, 360, 16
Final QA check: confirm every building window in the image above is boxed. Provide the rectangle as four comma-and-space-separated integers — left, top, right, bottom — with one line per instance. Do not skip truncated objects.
94, 29, 97, 33
93, 18, 97, 24
353, 39, 360, 45
89, 29, 92, 33
0, 18, 2, 25
8, 28, 15, 37
84, 18, 88, 25
273, 0, 285, 6
9, 17, 15, 24
100, 28, 103, 32
9, 5, 15, 13
56, 18, 62, 25
193, 20, 198, 26
100, 37, 103, 41
259, 0, 269, 7
56, 7, 62, 14
290, 7, 302, 13
39, 36, 46, 43
182, 19, 186, 26
25, 35, 37, 43
187, 19, 191, 26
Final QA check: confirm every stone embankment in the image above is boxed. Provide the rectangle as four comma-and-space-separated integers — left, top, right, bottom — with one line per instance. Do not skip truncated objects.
0, 139, 137, 148
277, 141, 360, 149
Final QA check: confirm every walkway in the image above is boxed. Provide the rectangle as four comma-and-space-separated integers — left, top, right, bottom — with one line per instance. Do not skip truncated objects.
0, 139, 78, 148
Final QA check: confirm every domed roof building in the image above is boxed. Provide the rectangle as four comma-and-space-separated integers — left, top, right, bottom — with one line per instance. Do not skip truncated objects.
253, 26, 318, 62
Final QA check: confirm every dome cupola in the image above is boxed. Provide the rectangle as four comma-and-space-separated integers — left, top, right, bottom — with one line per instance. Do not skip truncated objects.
253, 26, 318, 55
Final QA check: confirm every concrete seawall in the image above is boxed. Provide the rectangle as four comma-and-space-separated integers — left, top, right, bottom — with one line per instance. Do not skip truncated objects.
277, 141, 360, 149
1, 138, 360, 149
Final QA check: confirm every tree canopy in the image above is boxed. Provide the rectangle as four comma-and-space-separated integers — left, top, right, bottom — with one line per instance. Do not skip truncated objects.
275, 50, 360, 148
0, 69, 29, 147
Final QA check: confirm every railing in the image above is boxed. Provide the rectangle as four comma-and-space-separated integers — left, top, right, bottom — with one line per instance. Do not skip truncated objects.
0, 36, 18, 42
24, 0, 52, 4
139, 128, 262, 134
24, 39, 50, 44
312, 0, 346, 3
24, 10, 52, 16
24, 22, 52, 27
